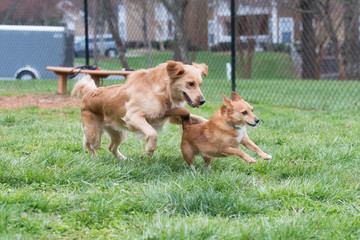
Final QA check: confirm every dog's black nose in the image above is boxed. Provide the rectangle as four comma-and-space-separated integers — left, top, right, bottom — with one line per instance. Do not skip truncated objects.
199, 98, 206, 105
255, 118, 260, 124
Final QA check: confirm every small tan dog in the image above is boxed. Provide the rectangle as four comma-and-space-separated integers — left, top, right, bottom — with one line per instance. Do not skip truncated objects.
71, 61, 208, 158
173, 92, 272, 167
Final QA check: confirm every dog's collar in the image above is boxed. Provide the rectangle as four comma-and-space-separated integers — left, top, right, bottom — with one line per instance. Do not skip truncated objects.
226, 121, 241, 129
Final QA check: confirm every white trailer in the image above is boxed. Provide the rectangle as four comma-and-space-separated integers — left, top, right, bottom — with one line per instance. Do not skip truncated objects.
0, 25, 73, 79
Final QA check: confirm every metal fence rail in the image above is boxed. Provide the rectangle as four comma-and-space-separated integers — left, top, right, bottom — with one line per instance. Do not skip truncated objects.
0, 0, 359, 110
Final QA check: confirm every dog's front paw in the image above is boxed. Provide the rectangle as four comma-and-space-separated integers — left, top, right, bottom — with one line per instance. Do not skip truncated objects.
244, 156, 256, 164
260, 153, 272, 160
117, 152, 127, 160
146, 149, 155, 157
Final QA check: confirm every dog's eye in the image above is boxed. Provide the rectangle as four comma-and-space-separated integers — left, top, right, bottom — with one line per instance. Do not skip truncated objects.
188, 82, 195, 87
242, 111, 248, 115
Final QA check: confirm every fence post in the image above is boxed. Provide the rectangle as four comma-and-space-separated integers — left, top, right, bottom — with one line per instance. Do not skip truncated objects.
230, 0, 236, 92
83, 0, 90, 67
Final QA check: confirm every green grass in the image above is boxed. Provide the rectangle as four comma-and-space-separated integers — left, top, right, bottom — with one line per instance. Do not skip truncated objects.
0, 51, 359, 238
1, 77, 358, 110
0, 101, 359, 239
75, 51, 295, 80
1, 51, 359, 110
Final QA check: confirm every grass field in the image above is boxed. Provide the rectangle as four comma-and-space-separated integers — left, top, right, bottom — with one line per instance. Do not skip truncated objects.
0, 51, 359, 238
0, 99, 359, 239
1, 77, 358, 111
0, 51, 359, 110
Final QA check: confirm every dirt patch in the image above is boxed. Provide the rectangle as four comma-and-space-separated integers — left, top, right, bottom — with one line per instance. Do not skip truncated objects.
0, 94, 81, 109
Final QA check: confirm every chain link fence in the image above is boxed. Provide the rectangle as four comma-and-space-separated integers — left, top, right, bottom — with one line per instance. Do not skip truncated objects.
0, 0, 359, 110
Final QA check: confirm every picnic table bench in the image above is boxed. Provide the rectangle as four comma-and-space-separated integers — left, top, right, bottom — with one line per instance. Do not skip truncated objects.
46, 66, 132, 94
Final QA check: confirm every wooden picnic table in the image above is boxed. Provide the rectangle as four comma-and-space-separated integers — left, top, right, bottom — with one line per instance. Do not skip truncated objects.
46, 66, 132, 94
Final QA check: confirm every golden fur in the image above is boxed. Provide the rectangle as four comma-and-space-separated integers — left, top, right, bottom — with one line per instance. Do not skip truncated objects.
177, 92, 272, 167
71, 61, 208, 158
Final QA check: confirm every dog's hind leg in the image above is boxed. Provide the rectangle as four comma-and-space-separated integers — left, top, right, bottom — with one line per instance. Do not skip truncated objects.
181, 141, 196, 165
104, 126, 127, 159
81, 111, 103, 157
202, 156, 213, 168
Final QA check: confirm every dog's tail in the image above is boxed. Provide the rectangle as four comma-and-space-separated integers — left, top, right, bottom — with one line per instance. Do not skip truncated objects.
71, 74, 97, 98
165, 107, 191, 127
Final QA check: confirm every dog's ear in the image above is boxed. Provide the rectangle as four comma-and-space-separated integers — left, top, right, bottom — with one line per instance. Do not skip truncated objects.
193, 63, 208, 77
222, 94, 233, 107
167, 61, 185, 79
231, 91, 243, 101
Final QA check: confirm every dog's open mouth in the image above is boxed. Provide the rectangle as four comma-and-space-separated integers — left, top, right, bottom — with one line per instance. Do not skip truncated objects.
246, 121, 257, 127
183, 92, 198, 108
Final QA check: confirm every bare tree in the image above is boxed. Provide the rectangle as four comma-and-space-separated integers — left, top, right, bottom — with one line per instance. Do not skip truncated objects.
160, 0, 190, 63
102, 0, 129, 69
314, 0, 346, 80
343, 0, 360, 80
233, 0, 271, 79
235, 16, 256, 79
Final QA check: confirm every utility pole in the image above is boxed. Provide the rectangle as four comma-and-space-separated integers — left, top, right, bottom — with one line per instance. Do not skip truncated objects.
230, 0, 236, 91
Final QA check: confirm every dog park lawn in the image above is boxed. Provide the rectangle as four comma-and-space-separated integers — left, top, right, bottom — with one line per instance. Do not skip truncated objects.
0, 51, 359, 238
0, 95, 359, 238
1, 51, 359, 110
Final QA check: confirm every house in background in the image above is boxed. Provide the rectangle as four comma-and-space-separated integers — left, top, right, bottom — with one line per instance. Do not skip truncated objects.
57, 0, 299, 51
123, 1, 174, 46
58, 0, 208, 50
208, 0, 301, 49
124, 0, 208, 50
55, 0, 355, 53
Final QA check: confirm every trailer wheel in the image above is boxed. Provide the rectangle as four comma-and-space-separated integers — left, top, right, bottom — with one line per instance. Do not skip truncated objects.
16, 70, 36, 80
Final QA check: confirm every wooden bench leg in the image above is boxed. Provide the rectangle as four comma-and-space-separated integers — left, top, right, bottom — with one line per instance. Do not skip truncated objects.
90, 74, 108, 87
57, 73, 68, 94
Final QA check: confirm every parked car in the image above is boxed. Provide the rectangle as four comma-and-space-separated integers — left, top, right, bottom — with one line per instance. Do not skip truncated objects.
0, 25, 73, 80
74, 34, 126, 58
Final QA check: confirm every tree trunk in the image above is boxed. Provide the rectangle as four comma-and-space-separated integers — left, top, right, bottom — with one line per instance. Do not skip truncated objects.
235, 15, 255, 79
235, 38, 246, 78
245, 38, 255, 79
161, 0, 189, 63
316, 0, 346, 80
173, 11, 189, 63
142, 0, 153, 68
235, 18, 246, 78
343, 0, 360, 80
315, 40, 326, 79
301, 0, 317, 79
103, 0, 129, 69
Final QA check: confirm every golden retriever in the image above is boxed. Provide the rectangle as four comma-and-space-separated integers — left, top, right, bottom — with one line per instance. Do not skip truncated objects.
71, 61, 208, 158
172, 92, 272, 167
